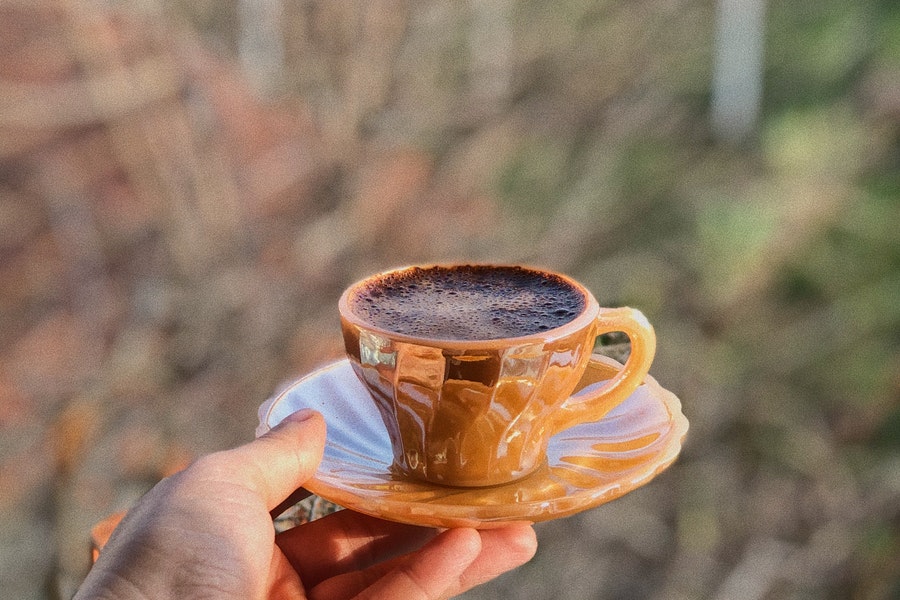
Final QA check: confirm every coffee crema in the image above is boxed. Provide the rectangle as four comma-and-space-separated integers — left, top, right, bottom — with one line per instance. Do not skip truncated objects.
348, 265, 586, 340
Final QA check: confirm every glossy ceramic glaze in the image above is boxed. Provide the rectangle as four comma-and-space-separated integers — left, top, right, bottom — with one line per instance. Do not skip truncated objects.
257, 355, 688, 528
338, 264, 657, 487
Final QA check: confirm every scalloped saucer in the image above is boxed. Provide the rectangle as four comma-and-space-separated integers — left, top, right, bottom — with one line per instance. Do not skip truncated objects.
257, 355, 688, 529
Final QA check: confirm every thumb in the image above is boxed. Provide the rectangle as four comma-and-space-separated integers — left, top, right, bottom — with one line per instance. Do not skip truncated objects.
224, 408, 326, 511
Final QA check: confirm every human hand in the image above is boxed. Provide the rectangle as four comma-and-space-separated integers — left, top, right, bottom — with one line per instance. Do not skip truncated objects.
75, 409, 537, 599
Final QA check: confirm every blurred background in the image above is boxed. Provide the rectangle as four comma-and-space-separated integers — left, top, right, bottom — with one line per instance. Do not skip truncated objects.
1, 0, 898, 598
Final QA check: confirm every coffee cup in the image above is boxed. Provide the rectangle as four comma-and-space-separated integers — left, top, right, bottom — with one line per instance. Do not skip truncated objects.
338, 264, 656, 487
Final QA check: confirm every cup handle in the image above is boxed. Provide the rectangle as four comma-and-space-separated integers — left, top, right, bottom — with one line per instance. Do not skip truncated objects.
551, 307, 657, 435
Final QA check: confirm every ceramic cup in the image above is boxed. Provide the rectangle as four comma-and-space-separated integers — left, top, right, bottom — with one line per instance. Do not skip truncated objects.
338, 264, 656, 487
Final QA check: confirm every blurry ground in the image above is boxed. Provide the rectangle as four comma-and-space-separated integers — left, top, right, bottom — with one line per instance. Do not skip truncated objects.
1, 1, 898, 599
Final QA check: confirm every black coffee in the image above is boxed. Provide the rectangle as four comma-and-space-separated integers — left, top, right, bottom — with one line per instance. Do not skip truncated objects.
349, 265, 586, 340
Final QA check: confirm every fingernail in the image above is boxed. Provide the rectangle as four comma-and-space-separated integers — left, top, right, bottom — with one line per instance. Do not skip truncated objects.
284, 408, 318, 424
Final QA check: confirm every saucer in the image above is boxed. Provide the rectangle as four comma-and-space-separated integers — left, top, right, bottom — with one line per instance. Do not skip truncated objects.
257, 356, 688, 529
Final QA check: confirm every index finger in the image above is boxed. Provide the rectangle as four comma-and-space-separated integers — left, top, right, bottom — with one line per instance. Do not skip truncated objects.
276, 509, 437, 587
344, 528, 482, 600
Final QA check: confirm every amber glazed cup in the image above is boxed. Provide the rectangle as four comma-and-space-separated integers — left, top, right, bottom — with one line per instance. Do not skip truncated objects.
339, 264, 656, 487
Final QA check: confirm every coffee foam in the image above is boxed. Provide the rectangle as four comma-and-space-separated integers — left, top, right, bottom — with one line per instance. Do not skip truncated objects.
350, 265, 586, 340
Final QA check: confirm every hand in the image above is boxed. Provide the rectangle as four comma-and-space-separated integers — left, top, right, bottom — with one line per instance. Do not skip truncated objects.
75, 409, 537, 599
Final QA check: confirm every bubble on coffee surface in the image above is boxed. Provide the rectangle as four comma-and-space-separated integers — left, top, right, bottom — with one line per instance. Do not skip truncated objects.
350, 265, 586, 340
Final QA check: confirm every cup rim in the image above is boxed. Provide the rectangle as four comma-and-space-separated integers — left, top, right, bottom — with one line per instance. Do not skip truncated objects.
338, 263, 601, 350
